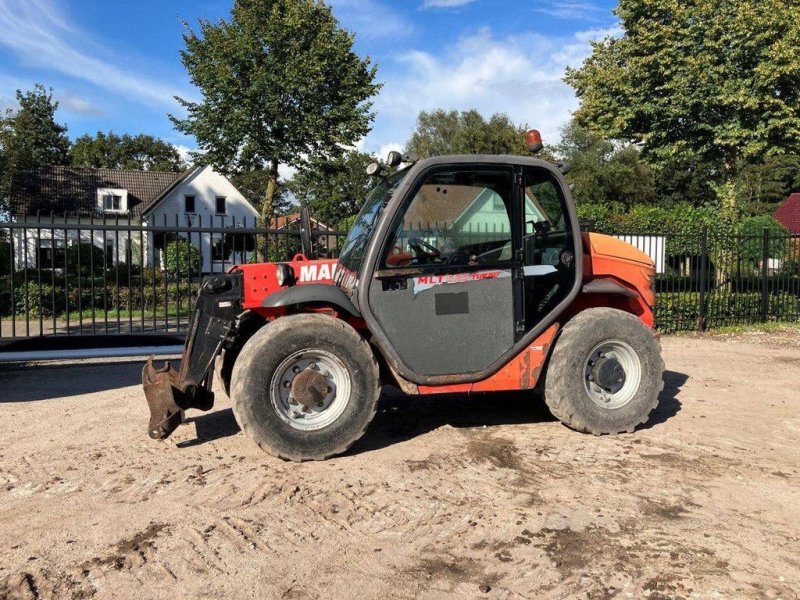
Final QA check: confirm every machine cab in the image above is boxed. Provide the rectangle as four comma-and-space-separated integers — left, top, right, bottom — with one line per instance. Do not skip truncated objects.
335, 155, 583, 386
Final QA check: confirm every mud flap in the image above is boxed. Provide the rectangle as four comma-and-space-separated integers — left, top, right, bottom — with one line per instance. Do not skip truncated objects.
142, 273, 244, 441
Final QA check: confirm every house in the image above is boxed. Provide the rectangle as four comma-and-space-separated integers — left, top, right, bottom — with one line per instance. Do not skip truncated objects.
270, 212, 340, 257
9, 165, 259, 273
775, 193, 800, 235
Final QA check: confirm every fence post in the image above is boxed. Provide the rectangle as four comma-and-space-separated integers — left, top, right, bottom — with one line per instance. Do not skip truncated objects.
698, 227, 708, 331
761, 227, 770, 323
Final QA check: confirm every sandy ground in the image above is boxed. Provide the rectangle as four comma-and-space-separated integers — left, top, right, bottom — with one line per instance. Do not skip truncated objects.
0, 335, 798, 600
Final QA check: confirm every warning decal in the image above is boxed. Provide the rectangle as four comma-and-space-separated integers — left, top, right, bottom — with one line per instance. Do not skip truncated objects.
412, 270, 511, 294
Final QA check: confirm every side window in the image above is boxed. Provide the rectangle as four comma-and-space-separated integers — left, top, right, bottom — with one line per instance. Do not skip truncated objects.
523, 167, 576, 329
384, 168, 514, 268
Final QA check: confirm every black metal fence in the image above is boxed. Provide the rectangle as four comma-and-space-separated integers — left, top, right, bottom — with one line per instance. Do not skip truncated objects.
604, 229, 800, 332
1, 217, 799, 349
0, 215, 344, 348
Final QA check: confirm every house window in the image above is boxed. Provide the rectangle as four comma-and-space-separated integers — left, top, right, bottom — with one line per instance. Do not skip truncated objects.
103, 194, 122, 211
185, 195, 196, 213
216, 196, 226, 214
97, 188, 128, 213
105, 238, 115, 268
37, 239, 66, 269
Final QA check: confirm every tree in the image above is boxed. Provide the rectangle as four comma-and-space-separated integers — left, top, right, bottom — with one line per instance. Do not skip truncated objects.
231, 169, 293, 218
286, 150, 375, 228
406, 110, 528, 158
0, 84, 70, 210
71, 132, 185, 171
171, 0, 381, 256
555, 122, 656, 207
566, 0, 800, 204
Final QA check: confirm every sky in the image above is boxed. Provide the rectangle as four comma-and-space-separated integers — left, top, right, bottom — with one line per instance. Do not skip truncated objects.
0, 0, 620, 168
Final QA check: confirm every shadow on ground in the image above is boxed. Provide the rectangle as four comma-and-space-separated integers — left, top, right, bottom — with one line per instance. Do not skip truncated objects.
183, 370, 688, 454
0, 360, 148, 402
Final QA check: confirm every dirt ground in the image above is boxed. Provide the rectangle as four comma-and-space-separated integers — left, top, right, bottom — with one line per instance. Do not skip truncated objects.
0, 334, 798, 599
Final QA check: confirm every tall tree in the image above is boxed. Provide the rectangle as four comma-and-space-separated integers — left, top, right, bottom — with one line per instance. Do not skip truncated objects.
286, 150, 375, 228
71, 132, 185, 171
0, 84, 70, 210
406, 110, 528, 158
555, 122, 656, 208
566, 0, 800, 212
171, 0, 381, 255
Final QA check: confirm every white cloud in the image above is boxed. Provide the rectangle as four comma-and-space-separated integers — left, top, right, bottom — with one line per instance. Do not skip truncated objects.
0, 0, 188, 109
363, 26, 618, 154
58, 94, 104, 117
533, 1, 604, 20
422, 0, 477, 8
327, 0, 415, 39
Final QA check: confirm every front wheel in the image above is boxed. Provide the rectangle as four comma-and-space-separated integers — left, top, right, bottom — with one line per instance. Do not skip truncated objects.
542, 307, 664, 435
231, 314, 380, 461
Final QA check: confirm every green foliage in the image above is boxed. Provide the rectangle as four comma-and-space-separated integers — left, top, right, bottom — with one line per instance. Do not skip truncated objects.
737, 215, 790, 262
556, 122, 656, 207
0, 84, 70, 211
11, 281, 197, 318
655, 292, 799, 333
65, 243, 106, 277
287, 151, 376, 227
406, 110, 528, 158
171, 0, 381, 232
0, 236, 10, 276
566, 0, 800, 200
164, 239, 201, 277
70, 132, 186, 171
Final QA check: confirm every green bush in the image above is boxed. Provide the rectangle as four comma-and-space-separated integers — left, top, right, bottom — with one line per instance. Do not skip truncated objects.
164, 239, 201, 277
655, 291, 799, 332
0, 238, 11, 276
14, 281, 67, 318
12, 281, 199, 318
66, 242, 105, 277
736, 216, 790, 263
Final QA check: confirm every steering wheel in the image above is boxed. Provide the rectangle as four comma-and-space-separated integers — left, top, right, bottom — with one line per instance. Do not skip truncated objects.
408, 237, 443, 262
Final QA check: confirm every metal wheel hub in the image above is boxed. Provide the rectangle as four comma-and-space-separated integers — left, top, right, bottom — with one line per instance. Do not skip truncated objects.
270, 349, 351, 431
584, 340, 642, 409
591, 356, 626, 395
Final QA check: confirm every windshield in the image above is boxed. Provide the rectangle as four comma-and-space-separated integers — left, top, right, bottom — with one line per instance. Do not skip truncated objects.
336, 169, 408, 280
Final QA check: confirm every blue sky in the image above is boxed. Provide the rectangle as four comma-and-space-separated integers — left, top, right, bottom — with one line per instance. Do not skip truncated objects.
0, 0, 619, 169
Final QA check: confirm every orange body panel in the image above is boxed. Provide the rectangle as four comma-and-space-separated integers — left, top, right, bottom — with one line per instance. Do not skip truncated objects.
417, 324, 560, 395
573, 233, 657, 328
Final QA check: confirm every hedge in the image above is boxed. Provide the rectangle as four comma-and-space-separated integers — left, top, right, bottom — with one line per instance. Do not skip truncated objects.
655, 291, 799, 332
11, 282, 198, 318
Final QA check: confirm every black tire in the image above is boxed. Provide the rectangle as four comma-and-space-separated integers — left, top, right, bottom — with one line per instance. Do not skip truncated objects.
542, 307, 664, 435
230, 314, 380, 461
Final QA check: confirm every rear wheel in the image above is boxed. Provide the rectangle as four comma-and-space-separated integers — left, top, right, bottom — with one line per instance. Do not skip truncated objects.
543, 307, 664, 434
231, 313, 380, 461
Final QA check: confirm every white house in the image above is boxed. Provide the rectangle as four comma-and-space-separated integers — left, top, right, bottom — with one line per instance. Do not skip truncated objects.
9, 165, 259, 273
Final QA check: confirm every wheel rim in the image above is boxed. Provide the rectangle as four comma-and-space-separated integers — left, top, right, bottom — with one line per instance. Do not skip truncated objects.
583, 340, 642, 409
269, 349, 351, 431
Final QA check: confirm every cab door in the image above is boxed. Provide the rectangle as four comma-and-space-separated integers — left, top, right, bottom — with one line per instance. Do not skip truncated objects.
367, 165, 520, 378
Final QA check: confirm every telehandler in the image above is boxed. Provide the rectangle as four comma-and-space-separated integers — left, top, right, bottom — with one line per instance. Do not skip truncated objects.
143, 131, 664, 461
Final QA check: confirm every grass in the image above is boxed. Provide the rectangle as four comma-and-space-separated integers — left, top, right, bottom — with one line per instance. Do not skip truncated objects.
705, 321, 800, 335
8, 305, 192, 322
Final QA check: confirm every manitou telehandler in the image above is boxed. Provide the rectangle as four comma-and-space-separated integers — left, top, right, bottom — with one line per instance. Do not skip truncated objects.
143, 131, 664, 461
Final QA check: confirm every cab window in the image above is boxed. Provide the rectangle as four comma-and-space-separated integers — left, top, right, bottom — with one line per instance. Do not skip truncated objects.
383, 167, 514, 269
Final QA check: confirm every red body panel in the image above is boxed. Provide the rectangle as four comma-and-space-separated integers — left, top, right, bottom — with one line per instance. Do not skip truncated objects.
233, 254, 340, 310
